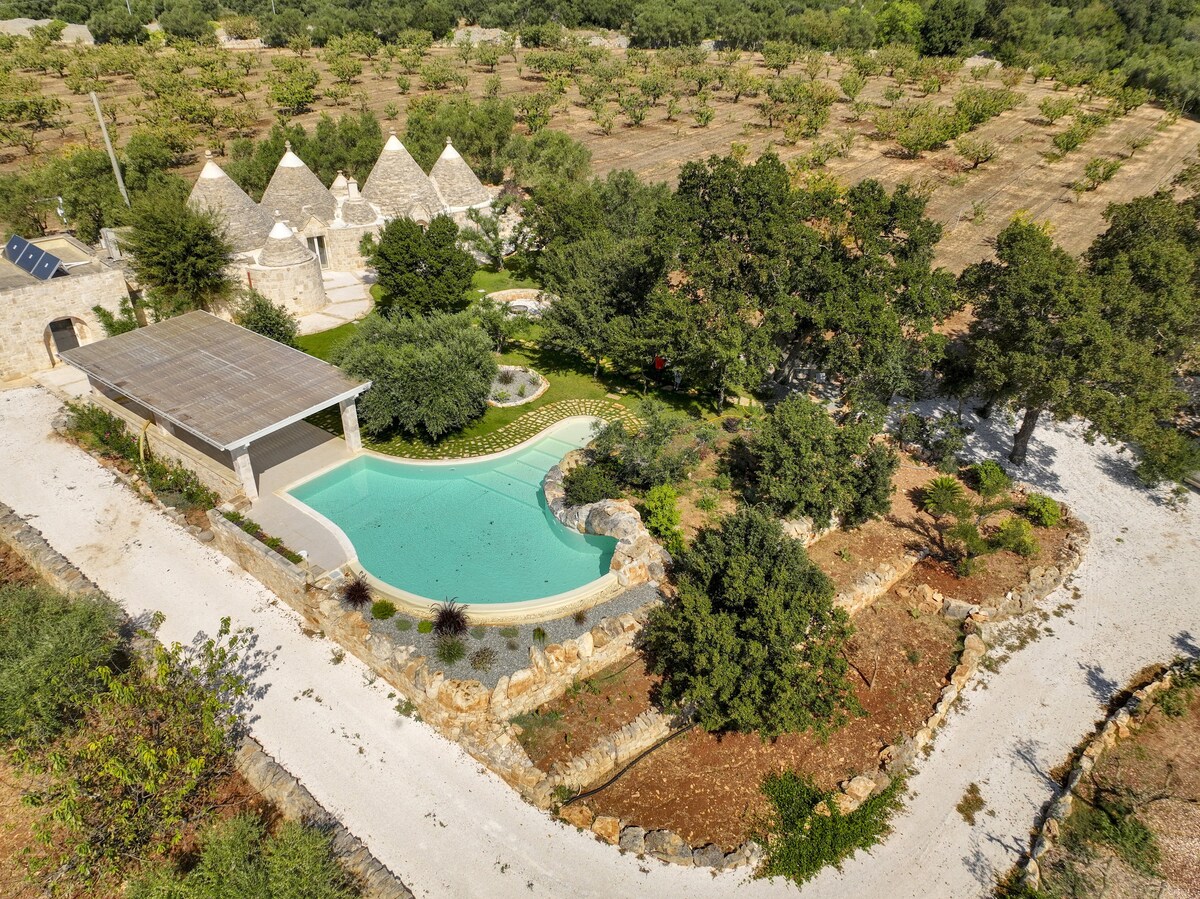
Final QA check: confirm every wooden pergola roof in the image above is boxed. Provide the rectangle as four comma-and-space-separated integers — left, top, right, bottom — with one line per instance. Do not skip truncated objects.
59, 311, 369, 450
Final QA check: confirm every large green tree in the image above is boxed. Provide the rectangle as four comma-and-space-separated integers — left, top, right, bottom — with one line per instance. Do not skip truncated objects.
334, 312, 497, 440
122, 191, 233, 319
642, 508, 857, 738
368, 215, 475, 317
960, 210, 1200, 479
748, 395, 897, 528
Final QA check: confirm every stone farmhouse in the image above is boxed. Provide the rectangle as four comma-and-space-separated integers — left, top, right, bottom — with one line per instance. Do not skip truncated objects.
0, 233, 130, 381
189, 132, 495, 317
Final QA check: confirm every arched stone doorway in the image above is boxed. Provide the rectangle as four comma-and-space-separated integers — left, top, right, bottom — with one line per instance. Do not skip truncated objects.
44, 316, 89, 366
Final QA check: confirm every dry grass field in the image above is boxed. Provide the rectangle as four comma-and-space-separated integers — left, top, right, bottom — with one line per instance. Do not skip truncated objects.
10, 42, 1200, 272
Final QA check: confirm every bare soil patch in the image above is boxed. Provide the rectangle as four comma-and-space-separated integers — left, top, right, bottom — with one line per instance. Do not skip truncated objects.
514, 655, 658, 771
573, 594, 961, 849
806, 460, 936, 585
0, 542, 36, 586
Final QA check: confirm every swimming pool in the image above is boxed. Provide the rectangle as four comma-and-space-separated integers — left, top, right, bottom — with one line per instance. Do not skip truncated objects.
287, 418, 616, 607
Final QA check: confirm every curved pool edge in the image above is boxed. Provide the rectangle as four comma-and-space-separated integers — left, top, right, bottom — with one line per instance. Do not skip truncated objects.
275, 416, 625, 622
354, 564, 624, 626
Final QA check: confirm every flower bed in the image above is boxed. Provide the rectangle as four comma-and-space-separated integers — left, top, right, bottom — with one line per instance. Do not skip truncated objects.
488, 365, 548, 407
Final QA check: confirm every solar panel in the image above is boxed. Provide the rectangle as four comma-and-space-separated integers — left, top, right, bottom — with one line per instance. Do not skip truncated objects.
4, 234, 64, 281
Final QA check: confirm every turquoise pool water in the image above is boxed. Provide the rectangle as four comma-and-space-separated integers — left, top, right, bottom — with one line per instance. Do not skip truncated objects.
288, 419, 616, 604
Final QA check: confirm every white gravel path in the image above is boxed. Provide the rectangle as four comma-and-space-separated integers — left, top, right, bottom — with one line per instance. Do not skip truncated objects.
1, 385, 1197, 899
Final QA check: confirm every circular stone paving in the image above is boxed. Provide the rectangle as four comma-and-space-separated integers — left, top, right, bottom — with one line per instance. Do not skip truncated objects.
489, 365, 548, 407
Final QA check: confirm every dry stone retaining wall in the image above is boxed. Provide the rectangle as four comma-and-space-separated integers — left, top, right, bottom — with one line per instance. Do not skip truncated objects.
1018, 661, 1192, 891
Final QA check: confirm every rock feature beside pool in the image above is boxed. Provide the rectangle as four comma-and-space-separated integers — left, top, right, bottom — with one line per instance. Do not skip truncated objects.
488, 365, 548, 407
543, 451, 672, 590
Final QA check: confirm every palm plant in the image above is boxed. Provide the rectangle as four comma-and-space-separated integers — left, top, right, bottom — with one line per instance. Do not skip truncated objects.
340, 573, 372, 610
921, 476, 967, 519
432, 599, 469, 637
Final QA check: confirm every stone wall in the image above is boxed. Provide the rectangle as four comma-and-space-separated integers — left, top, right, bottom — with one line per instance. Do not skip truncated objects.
234, 739, 413, 899
0, 266, 128, 380
78, 392, 244, 500
0, 500, 413, 899
543, 455, 672, 590
206, 509, 309, 607
324, 224, 377, 271
835, 549, 928, 616
238, 255, 327, 315
1018, 662, 1191, 891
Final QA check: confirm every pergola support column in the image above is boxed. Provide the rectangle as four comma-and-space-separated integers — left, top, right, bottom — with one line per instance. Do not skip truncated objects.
231, 444, 258, 501
340, 398, 362, 453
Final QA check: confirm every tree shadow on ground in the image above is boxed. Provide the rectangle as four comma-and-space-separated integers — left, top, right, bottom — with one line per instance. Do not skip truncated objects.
1173, 630, 1200, 660
1078, 661, 1119, 704
1011, 736, 1059, 792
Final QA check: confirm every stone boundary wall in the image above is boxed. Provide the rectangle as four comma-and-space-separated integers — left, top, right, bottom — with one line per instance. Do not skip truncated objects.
548, 708, 676, 792
0, 501, 414, 899
206, 509, 309, 608
835, 549, 928, 616
0, 504, 102, 595
234, 739, 413, 899
1017, 660, 1193, 891
543, 453, 672, 590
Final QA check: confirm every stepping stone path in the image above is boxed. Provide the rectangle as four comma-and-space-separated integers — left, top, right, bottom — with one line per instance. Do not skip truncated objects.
365, 399, 639, 460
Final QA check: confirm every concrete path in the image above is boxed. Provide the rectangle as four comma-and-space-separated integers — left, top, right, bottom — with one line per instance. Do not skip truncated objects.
1, 385, 1197, 898
298, 271, 373, 336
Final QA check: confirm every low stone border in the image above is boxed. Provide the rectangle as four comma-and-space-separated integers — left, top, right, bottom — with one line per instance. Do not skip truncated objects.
0, 504, 102, 595
835, 549, 928, 616
0, 501, 414, 899
543, 451, 672, 591
488, 365, 549, 407
235, 739, 413, 899
1017, 660, 1194, 891
207, 509, 309, 607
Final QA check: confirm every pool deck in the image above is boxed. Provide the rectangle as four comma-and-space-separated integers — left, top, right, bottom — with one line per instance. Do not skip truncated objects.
250, 422, 355, 573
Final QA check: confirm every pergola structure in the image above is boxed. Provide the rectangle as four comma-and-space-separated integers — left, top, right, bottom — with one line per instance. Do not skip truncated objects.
59, 311, 370, 501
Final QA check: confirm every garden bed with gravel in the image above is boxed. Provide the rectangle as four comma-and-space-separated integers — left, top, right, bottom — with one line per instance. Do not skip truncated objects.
488, 365, 548, 407
356, 582, 659, 688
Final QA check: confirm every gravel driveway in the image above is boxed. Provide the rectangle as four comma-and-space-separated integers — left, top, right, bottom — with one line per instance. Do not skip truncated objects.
1, 384, 1196, 899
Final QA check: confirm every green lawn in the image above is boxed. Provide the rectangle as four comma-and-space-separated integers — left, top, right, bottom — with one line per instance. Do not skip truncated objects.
296, 321, 358, 362
471, 268, 541, 295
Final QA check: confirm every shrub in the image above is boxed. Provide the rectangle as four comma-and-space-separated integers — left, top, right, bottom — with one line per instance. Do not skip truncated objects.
432, 599, 468, 636
371, 599, 397, 620
24, 619, 247, 884
991, 517, 1039, 557
497, 368, 516, 385
563, 462, 621, 506
417, 619, 434, 634
0, 585, 122, 746
340, 573, 372, 609
470, 625, 487, 640
643, 509, 856, 738
234, 289, 299, 347
469, 647, 497, 671
1024, 493, 1062, 528
435, 637, 466, 665
590, 400, 699, 490
532, 627, 547, 644
754, 771, 904, 885
128, 814, 358, 898
641, 484, 684, 556
394, 618, 413, 632
749, 396, 890, 528
969, 460, 1012, 499
921, 476, 967, 518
